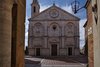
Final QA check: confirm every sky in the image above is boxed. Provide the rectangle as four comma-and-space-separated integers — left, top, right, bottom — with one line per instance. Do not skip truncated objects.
25, 0, 87, 49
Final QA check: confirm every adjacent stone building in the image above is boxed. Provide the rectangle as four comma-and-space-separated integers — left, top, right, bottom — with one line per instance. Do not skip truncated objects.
92, 0, 100, 67
0, 0, 26, 67
28, 0, 80, 56
84, 0, 94, 67
84, 0, 100, 67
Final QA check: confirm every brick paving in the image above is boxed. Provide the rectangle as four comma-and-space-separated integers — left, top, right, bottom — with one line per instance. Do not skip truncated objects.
25, 56, 87, 67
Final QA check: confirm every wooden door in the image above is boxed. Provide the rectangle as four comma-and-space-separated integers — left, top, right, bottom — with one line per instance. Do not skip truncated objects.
68, 47, 72, 56
36, 48, 40, 56
51, 45, 57, 56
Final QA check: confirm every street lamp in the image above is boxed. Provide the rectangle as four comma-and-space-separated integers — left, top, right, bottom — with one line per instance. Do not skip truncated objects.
71, 0, 85, 14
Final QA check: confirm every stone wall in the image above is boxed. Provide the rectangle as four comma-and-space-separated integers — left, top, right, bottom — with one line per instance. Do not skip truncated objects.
0, 0, 26, 67
0, 0, 13, 67
85, 0, 94, 67
85, 0, 100, 67
92, 0, 100, 67
15, 0, 26, 67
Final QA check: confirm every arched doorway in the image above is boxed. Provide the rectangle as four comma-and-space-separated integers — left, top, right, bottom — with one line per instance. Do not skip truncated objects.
36, 48, 40, 56
51, 44, 57, 56
11, 3, 17, 67
68, 47, 72, 56
11, 0, 26, 67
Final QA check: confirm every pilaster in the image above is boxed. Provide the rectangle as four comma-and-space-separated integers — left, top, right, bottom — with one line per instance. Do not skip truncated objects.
0, 0, 13, 67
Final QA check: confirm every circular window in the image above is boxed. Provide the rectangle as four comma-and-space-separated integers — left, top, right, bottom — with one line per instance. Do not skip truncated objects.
49, 9, 59, 18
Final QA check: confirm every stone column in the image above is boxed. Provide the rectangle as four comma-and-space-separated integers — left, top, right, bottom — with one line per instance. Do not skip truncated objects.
0, 0, 13, 67
16, 0, 26, 67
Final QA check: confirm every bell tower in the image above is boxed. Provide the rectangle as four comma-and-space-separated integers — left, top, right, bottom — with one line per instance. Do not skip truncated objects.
31, 0, 40, 17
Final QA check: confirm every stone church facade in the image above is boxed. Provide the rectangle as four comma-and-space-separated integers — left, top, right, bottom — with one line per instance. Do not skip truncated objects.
28, 0, 80, 56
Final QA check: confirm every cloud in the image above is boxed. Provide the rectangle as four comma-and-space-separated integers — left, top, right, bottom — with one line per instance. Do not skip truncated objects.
62, 5, 74, 14
40, 4, 50, 12
25, 16, 29, 47
79, 19, 87, 39
79, 19, 87, 49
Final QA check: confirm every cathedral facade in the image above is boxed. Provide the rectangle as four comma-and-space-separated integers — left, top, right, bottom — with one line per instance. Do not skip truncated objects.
28, 0, 80, 56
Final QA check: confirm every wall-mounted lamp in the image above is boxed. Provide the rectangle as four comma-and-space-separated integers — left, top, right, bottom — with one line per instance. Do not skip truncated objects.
71, 0, 85, 14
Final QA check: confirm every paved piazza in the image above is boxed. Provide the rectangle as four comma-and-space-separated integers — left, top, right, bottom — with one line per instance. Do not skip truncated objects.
25, 56, 87, 67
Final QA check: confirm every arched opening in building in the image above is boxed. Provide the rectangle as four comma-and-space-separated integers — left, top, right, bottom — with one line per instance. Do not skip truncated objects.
68, 47, 72, 56
33, 6, 36, 13
11, 3, 17, 67
36, 48, 40, 56
51, 44, 57, 56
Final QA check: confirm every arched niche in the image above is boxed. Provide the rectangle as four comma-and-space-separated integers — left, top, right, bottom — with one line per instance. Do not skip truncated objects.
64, 22, 75, 36
33, 23, 44, 36
48, 23, 61, 36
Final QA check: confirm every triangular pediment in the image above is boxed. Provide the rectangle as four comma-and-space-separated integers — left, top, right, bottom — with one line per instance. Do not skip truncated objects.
29, 5, 80, 21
